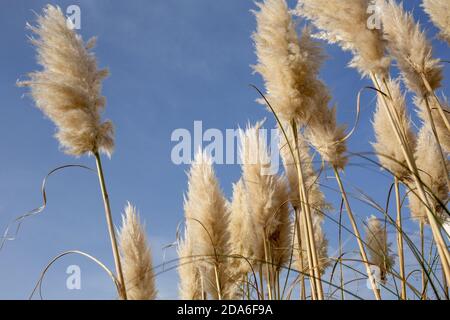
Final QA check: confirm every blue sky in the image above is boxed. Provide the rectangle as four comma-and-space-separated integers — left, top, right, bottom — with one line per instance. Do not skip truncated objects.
0, 0, 448, 299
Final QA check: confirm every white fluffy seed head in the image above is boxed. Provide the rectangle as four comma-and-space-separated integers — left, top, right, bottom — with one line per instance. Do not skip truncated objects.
295, 0, 390, 77
408, 126, 449, 224
183, 150, 231, 299
381, 0, 443, 96
239, 122, 291, 271
118, 202, 157, 300
18, 5, 114, 157
422, 0, 450, 44
253, 0, 327, 123
365, 215, 395, 284
372, 78, 416, 180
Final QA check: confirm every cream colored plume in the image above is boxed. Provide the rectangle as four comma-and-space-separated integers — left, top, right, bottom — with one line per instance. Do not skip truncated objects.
295, 0, 390, 77
422, 0, 450, 44
18, 5, 114, 157
381, 0, 442, 96
414, 96, 450, 154
239, 122, 291, 271
304, 82, 348, 169
228, 179, 257, 276
408, 126, 449, 224
177, 234, 203, 300
183, 151, 231, 299
118, 202, 157, 300
295, 215, 329, 275
253, 0, 326, 122
372, 78, 416, 179
279, 123, 328, 214
365, 215, 395, 283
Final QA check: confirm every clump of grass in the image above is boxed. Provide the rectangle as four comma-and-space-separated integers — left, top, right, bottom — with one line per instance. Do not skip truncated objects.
15, 1, 450, 301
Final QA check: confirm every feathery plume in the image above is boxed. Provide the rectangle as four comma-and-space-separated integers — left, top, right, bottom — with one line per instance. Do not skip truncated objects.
18, 5, 114, 157
295, 0, 390, 77
414, 96, 450, 154
408, 127, 449, 224
365, 215, 395, 283
227, 179, 257, 299
279, 123, 328, 214
295, 215, 330, 275
178, 234, 203, 300
304, 82, 348, 169
118, 203, 157, 300
372, 78, 416, 179
183, 151, 230, 299
422, 0, 450, 44
228, 179, 257, 275
381, 0, 443, 96
239, 122, 291, 271
253, 0, 326, 122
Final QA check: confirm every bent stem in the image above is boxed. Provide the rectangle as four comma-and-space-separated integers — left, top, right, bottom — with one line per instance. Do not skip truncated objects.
394, 177, 407, 300
94, 151, 127, 300
332, 166, 381, 300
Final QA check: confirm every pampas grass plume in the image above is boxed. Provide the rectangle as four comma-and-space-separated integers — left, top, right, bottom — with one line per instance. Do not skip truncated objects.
295, 0, 390, 77
381, 0, 442, 95
372, 78, 416, 180
239, 121, 291, 270
422, 0, 450, 44
183, 150, 230, 299
18, 5, 114, 157
178, 233, 203, 300
365, 215, 395, 283
253, 0, 326, 122
118, 202, 157, 300
228, 179, 257, 275
305, 82, 348, 169
408, 127, 449, 224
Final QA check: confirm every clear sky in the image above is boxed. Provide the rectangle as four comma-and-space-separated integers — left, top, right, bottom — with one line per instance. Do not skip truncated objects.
0, 0, 448, 299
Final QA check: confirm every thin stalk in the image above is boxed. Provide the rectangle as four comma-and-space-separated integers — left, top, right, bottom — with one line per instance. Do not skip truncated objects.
394, 177, 407, 300
420, 221, 427, 300
259, 262, 265, 299
94, 151, 127, 300
246, 275, 251, 300
373, 74, 450, 283
214, 264, 223, 300
263, 235, 273, 300
332, 166, 381, 300
419, 73, 450, 133
338, 201, 345, 300
291, 120, 324, 300
294, 207, 307, 300
442, 268, 449, 299
201, 274, 206, 300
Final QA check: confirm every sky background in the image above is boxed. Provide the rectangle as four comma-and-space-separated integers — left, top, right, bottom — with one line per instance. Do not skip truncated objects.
0, 0, 448, 299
